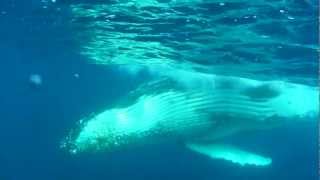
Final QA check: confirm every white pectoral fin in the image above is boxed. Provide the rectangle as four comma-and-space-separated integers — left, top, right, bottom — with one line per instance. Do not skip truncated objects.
186, 143, 272, 167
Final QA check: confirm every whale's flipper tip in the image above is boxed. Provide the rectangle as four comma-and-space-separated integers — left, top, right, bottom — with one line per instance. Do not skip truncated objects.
186, 143, 272, 167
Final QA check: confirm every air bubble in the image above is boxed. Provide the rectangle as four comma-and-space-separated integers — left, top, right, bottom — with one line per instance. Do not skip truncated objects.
29, 74, 42, 86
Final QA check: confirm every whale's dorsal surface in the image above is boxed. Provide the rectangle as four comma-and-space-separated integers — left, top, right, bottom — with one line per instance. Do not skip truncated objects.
62, 74, 318, 166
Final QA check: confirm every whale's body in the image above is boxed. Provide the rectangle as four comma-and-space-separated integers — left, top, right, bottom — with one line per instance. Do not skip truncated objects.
63, 74, 318, 166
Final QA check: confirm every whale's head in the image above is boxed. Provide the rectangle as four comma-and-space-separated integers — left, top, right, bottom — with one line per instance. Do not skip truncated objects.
61, 95, 164, 154
61, 109, 140, 154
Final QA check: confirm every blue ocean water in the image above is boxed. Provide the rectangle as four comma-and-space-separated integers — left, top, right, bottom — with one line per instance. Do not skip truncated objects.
0, 0, 318, 180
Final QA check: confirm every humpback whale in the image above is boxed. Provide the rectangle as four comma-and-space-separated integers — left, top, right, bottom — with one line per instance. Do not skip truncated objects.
62, 74, 318, 166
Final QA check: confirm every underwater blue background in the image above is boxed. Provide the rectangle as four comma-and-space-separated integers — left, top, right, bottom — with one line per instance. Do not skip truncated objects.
0, 0, 318, 179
